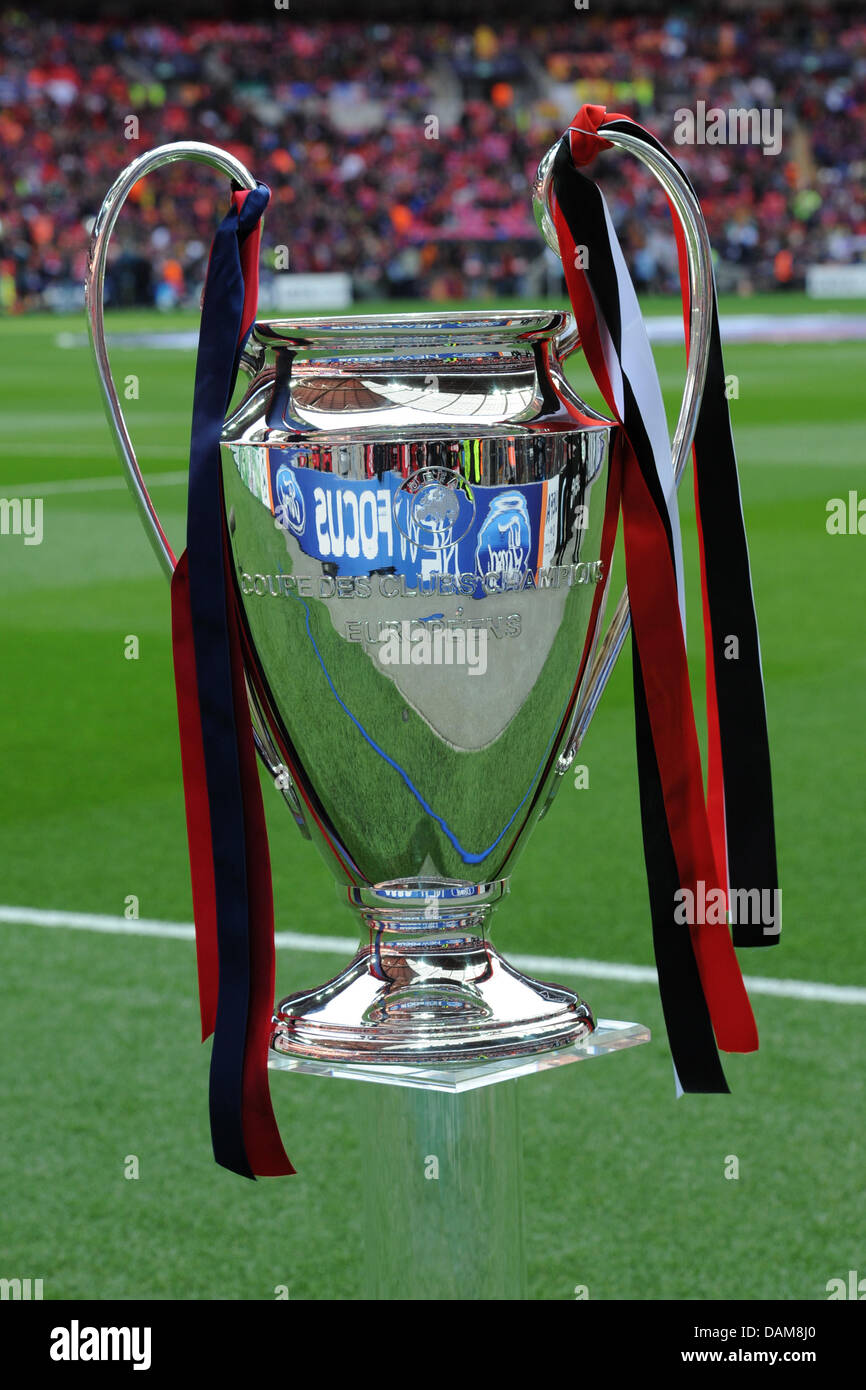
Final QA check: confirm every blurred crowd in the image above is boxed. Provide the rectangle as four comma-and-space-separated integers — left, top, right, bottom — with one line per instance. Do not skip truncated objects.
1, 6, 864, 310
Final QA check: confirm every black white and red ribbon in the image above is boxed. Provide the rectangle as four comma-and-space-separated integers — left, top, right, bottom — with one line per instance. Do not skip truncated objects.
551, 104, 779, 1092
170, 182, 294, 1178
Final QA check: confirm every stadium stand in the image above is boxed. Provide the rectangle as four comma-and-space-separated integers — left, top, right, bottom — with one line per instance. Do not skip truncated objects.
0, 5, 864, 309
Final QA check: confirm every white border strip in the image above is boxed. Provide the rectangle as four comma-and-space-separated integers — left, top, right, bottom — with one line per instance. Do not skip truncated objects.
1, 904, 862, 1007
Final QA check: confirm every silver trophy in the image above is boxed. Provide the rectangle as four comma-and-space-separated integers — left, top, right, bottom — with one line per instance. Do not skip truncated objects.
87, 137, 712, 1069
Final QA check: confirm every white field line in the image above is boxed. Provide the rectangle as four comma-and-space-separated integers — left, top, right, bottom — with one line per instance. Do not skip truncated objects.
1, 904, 863, 1007
52, 314, 866, 351
2, 471, 188, 497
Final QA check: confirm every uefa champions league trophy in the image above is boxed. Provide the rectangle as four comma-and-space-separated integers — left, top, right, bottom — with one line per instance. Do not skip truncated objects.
83, 110, 785, 1296
85, 133, 713, 1081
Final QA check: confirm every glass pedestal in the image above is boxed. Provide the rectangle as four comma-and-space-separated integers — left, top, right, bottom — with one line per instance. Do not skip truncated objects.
270, 1019, 650, 1299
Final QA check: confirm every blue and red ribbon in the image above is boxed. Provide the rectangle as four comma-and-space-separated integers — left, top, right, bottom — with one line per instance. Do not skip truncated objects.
170, 183, 294, 1178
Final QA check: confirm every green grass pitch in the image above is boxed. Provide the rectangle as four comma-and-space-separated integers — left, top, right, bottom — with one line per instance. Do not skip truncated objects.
0, 295, 864, 1299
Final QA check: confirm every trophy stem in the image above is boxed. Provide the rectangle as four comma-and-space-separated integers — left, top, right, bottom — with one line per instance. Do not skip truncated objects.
271, 879, 594, 1065
359, 1078, 526, 1300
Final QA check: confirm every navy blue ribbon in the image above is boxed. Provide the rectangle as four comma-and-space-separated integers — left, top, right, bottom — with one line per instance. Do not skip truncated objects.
186, 183, 271, 1178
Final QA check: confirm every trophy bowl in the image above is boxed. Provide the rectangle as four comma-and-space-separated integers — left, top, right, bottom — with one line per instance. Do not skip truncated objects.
223, 310, 612, 1063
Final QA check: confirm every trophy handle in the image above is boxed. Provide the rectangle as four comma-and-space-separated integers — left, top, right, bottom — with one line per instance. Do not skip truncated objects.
533, 126, 715, 766
84, 143, 310, 827
85, 140, 258, 578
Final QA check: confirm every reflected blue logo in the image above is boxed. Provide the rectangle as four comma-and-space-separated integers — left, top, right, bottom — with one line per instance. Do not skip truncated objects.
275, 465, 305, 536
475, 491, 531, 581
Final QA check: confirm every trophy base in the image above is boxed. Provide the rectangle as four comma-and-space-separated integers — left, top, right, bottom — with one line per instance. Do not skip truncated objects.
270, 938, 594, 1066
269, 1019, 650, 1090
